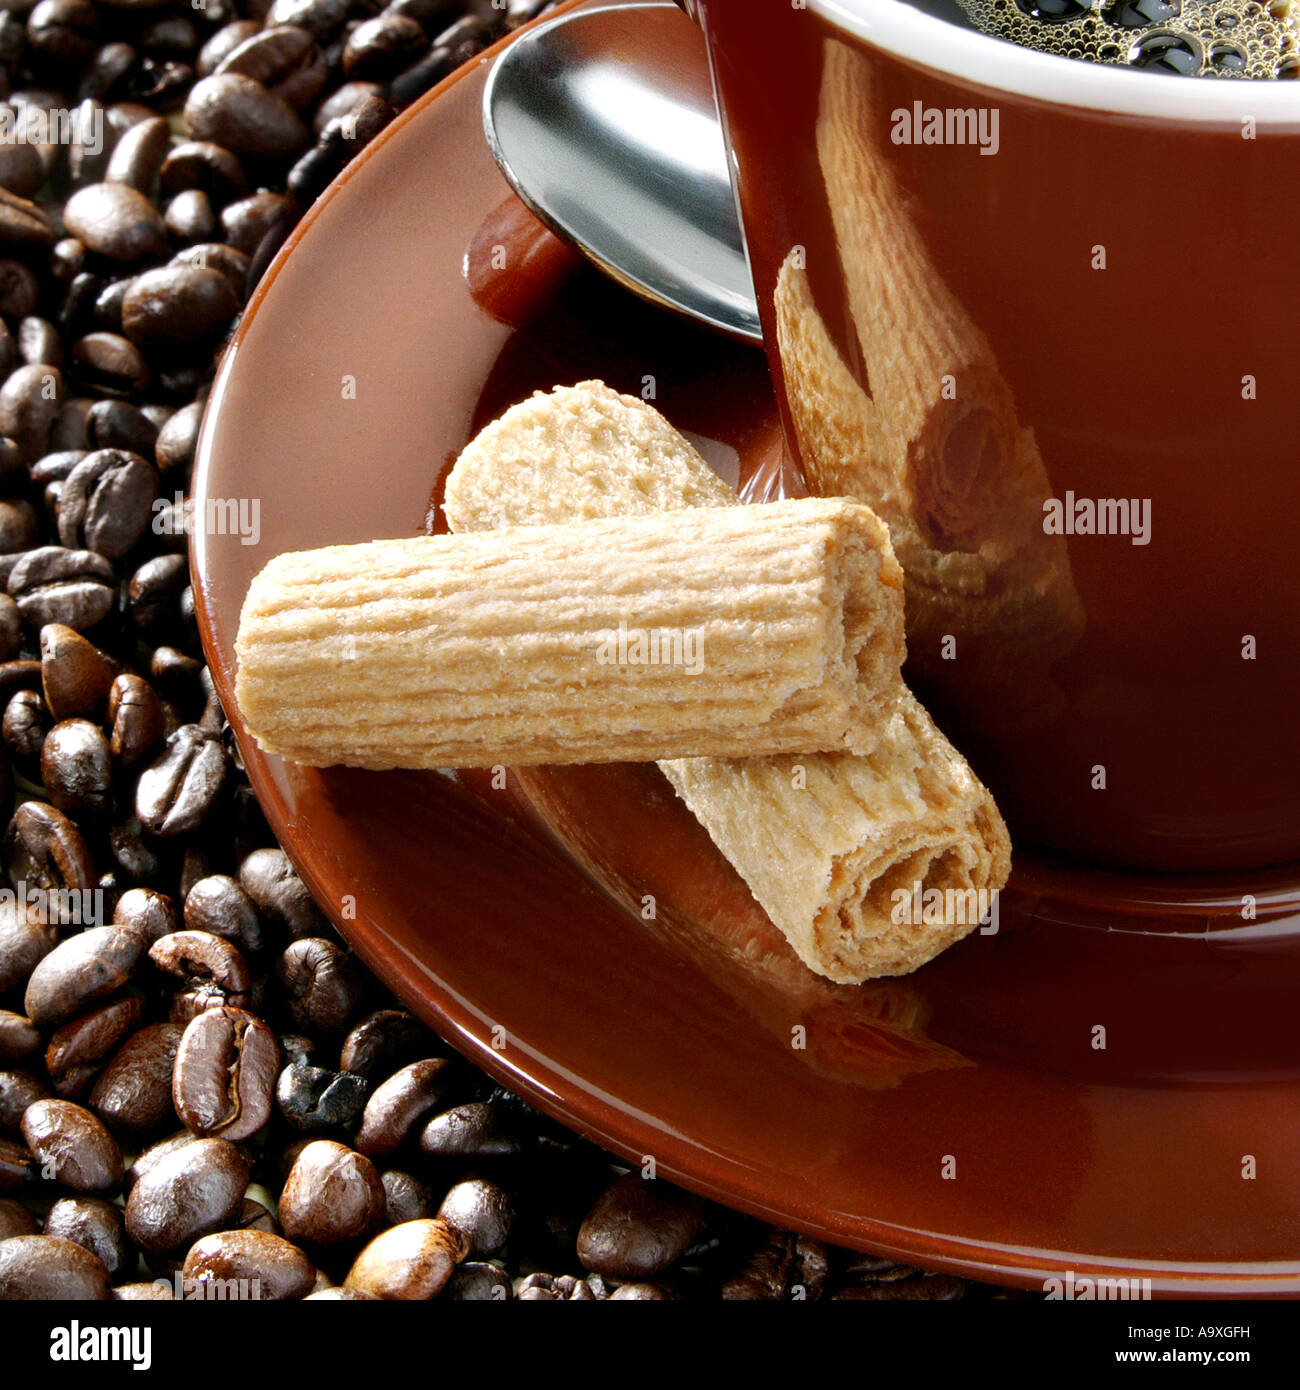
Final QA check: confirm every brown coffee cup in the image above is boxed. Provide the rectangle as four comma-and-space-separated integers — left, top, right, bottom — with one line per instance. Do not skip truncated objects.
681, 0, 1300, 874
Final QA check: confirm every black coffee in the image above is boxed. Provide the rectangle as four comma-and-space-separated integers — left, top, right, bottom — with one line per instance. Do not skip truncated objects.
951, 0, 1300, 77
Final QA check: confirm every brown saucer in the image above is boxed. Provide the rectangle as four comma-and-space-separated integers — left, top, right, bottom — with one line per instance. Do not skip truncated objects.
192, 0, 1300, 1295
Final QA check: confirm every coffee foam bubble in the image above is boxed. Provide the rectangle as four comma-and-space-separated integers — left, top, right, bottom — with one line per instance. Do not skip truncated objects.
955, 0, 1300, 79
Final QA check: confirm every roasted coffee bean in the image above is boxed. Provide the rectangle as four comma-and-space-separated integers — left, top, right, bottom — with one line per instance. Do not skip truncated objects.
86, 399, 157, 455
342, 13, 428, 80
220, 190, 295, 258
159, 140, 248, 205
139, 15, 196, 61
0, 144, 43, 200
21, 1098, 123, 1191
17, 317, 62, 370
197, 19, 261, 77
149, 929, 250, 994
0, 1199, 39, 1239
609, 1282, 677, 1300
0, 260, 39, 318
0, 900, 53, 1000
112, 885, 177, 941
446, 1262, 512, 1300
124, 1135, 248, 1255
266, 0, 351, 42
216, 24, 327, 110
33, 449, 92, 492
0, 363, 62, 461
184, 73, 309, 163
70, 332, 150, 398
276, 1061, 367, 1132
0, 1233, 112, 1299
576, 1174, 703, 1281
8, 546, 115, 631
0, 498, 37, 555
113, 1281, 175, 1299
170, 242, 250, 299
24, 926, 143, 1028
311, 79, 381, 134
0, 1012, 39, 1064
389, 15, 489, 106
339, 1008, 431, 1080
279, 1138, 384, 1247
121, 263, 240, 348
78, 41, 137, 104
388, 0, 472, 26
5, 805, 95, 914
164, 188, 216, 242
107, 673, 164, 767
287, 90, 392, 203
153, 399, 202, 476
0, 1070, 48, 1130
41, 624, 117, 723
26, 0, 99, 66
108, 810, 164, 882
0, 1136, 30, 1189
63, 182, 167, 263
89, 1020, 182, 1131
45, 993, 142, 1083
238, 847, 325, 939
277, 937, 361, 1034
386, 40, 465, 109
0, 660, 42, 706
44, 1194, 128, 1276
149, 647, 203, 710
355, 1057, 455, 1156
136, 724, 227, 836
127, 553, 187, 639
343, 1217, 469, 1300
0, 187, 54, 250
0, 598, 19, 662
0, 440, 23, 494
517, 1271, 606, 1301
183, 1227, 315, 1300
103, 113, 169, 193
154, 360, 212, 402
57, 447, 157, 558
381, 1167, 437, 1224
304, 1285, 375, 1300
183, 874, 263, 953
59, 271, 107, 340
91, 275, 129, 334
123, 1130, 197, 1198
439, 1175, 512, 1257
41, 719, 114, 814
284, 141, 343, 206
420, 1100, 522, 1159
173, 1005, 277, 1141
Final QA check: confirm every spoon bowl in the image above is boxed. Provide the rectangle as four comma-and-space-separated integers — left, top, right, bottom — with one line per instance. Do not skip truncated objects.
482, 0, 761, 342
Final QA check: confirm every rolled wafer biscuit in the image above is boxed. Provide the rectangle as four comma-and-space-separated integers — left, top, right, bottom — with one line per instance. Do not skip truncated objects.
445, 381, 1011, 982
234, 497, 904, 768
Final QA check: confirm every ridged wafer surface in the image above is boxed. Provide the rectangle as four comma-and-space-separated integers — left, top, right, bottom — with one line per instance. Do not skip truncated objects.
445, 381, 1010, 981
235, 497, 903, 767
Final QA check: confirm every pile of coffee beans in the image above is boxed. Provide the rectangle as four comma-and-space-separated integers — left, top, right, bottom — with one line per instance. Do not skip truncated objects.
0, 0, 1014, 1302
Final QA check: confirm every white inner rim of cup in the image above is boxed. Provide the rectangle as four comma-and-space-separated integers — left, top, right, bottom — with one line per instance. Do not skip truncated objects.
812, 0, 1300, 126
